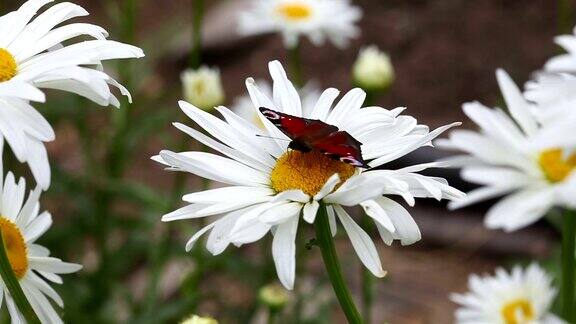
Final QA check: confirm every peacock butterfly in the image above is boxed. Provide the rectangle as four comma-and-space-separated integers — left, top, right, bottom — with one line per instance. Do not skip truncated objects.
259, 107, 369, 168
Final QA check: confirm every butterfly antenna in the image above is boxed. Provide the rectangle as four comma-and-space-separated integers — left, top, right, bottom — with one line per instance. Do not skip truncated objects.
255, 134, 290, 141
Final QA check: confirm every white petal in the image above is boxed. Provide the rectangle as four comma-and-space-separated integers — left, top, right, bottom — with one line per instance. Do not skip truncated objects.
272, 216, 299, 290
334, 205, 386, 277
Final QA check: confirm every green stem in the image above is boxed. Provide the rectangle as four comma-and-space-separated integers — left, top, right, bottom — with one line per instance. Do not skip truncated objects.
562, 209, 576, 322
558, 0, 573, 35
266, 309, 277, 324
190, 0, 204, 69
287, 44, 304, 88
314, 204, 363, 324
0, 231, 40, 324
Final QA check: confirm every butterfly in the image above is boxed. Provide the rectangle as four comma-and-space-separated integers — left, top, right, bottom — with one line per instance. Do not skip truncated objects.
259, 107, 369, 168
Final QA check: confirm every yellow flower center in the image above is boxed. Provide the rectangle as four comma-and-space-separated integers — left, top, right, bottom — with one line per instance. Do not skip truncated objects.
0, 49, 17, 82
0, 217, 28, 279
538, 148, 576, 183
270, 150, 355, 196
501, 299, 535, 324
276, 2, 313, 21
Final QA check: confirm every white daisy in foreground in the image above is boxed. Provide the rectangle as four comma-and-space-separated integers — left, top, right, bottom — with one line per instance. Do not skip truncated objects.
154, 60, 463, 289
181, 66, 225, 112
238, 0, 362, 49
438, 69, 576, 232
451, 264, 564, 324
0, 0, 144, 189
0, 141, 82, 323
232, 79, 320, 127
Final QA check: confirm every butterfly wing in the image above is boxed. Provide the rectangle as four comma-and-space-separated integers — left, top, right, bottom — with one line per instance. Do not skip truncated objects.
259, 107, 338, 141
312, 131, 369, 168
259, 108, 368, 168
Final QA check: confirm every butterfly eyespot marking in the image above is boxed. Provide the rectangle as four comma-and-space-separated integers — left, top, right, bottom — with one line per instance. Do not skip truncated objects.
259, 107, 281, 120
340, 156, 364, 167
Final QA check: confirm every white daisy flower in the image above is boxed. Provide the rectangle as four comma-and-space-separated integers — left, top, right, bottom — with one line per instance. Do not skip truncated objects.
232, 79, 320, 127
0, 140, 82, 324
542, 26, 576, 74
438, 69, 576, 232
181, 66, 225, 112
238, 0, 362, 49
0, 0, 144, 189
451, 264, 564, 324
154, 60, 463, 290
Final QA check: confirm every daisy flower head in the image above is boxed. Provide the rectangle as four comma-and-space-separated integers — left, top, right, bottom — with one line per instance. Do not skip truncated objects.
0, 140, 82, 324
154, 60, 464, 290
238, 0, 362, 49
0, 0, 144, 189
451, 264, 563, 324
438, 69, 576, 232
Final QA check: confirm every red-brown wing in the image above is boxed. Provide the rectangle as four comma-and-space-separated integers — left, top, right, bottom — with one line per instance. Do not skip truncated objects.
259, 107, 337, 141
312, 131, 368, 168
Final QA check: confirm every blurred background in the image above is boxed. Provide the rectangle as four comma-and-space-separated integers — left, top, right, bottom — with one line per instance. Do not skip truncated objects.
0, 0, 566, 323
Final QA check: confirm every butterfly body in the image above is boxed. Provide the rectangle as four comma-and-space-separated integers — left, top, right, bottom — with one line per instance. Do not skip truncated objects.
259, 107, 368, 168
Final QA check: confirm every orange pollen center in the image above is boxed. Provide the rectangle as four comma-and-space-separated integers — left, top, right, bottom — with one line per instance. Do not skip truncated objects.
0, 49, 17, 82
0, 217, 28, 279
276, 2, 313, 21
270, 150, 355, 196
501, 299, 535, 324
538, 148, 576, 183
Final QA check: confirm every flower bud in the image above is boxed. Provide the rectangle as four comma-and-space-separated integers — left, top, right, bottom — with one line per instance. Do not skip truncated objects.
180, 315, 218, 324
352, 45, 394, 93
259, 283, 289, 312
181, 66, 225, 111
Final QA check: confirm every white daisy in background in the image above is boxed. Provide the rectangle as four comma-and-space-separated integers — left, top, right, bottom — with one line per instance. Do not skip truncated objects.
154, 60, 463, 289
232, 79, 320, 127
238, 0, 362, 49
0, 0, 144, 189
523, 26, 576, 123
451, 264, 564, 324
437, 69, 576, 232
0, 140, 82, 324
181, 66, 225, 112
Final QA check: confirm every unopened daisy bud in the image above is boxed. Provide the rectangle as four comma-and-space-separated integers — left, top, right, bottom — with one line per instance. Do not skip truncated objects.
259, 283, 289, 312
353, 45, 394, 93
181, 66, 225, 111
180, 315, 218, 324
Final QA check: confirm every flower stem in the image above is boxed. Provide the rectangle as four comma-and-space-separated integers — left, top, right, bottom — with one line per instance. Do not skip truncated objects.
314, 204, 363, 324
361, 256, 374, 323
562, 209, 576, 322
190, 0, 204, 69
558, 0, 573, 35
288, 44, 304, 88
0, 231, 40, 324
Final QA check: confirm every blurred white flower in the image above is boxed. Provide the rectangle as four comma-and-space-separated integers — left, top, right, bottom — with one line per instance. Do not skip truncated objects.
238, 0, 362, 49
0, 0, 144, 189
154, 60, 463, 290
180, 315, 218, 324
524, 73, 576, 124
353, 45, 394, 92
232, 79, 320, 127
0, 140, 82, 324
451, 264, 564, 324
542, 26, 576, 74
438, 69, 576, 232
523, 25, 576, 123
181, 66, 225, 111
